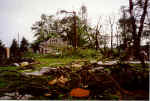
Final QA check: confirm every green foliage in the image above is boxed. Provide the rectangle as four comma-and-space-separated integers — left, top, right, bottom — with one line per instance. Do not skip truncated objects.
31, 5, 93, 48
0, 82, 7, 88
0, 66, 19, 71
31, 14, 59, 42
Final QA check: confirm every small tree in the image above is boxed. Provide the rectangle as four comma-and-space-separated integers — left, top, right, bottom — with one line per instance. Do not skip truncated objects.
20, 37, 29, 53
31, 40, 40, 53
10, 39, 19, 58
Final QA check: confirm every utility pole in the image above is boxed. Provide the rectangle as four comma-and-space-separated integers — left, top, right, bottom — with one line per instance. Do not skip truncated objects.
18, 32, 20, 46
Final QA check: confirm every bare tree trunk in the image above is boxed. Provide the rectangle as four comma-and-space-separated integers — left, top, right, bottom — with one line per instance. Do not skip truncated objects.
137, 0, 149, 68
129, 0, 149, 68
95, 25, 100, 50
108, 16, 115, 55
137, 0, 149, 45
111, 24, 113, 52
73, 11, 77, 49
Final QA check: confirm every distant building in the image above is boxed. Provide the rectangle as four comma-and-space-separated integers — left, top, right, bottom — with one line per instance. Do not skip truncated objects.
39, 37, 67, 54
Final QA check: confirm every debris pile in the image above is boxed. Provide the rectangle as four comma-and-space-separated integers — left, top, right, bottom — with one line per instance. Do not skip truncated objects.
0, 60, 149, 100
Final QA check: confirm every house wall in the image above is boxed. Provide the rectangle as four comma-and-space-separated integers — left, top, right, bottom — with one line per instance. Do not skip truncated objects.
39, 38, 68, 54
47, 38, 67, 47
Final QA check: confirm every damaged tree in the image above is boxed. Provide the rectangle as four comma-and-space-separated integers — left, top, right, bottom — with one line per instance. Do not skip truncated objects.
128, 0, 149, 68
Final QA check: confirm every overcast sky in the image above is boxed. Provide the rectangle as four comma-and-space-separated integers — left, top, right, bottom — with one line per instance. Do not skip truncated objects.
0, 0, 128, 47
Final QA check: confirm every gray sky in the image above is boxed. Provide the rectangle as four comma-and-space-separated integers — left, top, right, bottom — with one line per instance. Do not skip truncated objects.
0, 0, 128, 47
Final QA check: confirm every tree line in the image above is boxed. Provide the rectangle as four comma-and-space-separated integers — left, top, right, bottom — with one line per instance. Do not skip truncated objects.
0, 37, 29, 63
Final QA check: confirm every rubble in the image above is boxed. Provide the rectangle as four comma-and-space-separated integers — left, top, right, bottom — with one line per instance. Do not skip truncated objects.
97, 61, 118, 65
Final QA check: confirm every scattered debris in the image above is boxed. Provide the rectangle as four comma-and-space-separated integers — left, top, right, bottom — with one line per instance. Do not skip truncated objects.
72, 64, 82, 68
48, 75, 69, 86
24, 71, 42, 76
90, 60, 97, 64
57, 75, 69, 84
44, 93, 52, 97
71, 64, 82, 71
13, 63, 20, 67
40, 67, 57, 74
0, 92, 32, 100
0, 59, 149, 100
0, 96, 12, 100
23, 69, 33, 72
19, 94, 33, 100
23, 67, 57, 76
97, 61, 117, 65
97, 61, 103, 65
20, 62, 29, 67
4, 92, 16, 96
90, 66, 104, 72
70, 88, 90, 97
48, 78, 58, 85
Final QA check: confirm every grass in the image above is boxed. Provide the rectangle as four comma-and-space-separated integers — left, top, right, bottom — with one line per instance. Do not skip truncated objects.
0, 66, 19, 71
23, 48, 100, 68
34, 56, 94, 68
0, 48, 99, 72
